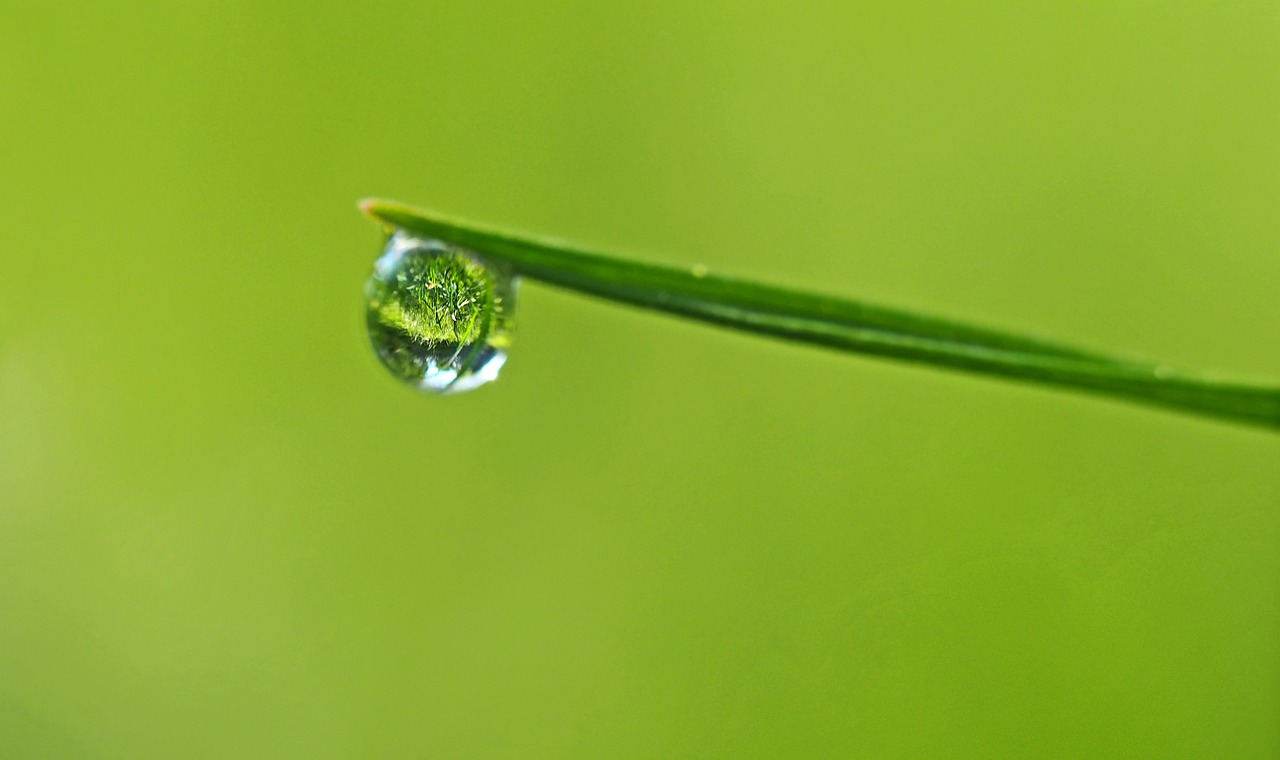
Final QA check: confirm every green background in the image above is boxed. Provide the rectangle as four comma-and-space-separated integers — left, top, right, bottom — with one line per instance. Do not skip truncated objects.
2, 2, 1278, 757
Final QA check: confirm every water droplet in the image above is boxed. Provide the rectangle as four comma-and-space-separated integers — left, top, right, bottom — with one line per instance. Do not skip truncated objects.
365, 230, 516, 394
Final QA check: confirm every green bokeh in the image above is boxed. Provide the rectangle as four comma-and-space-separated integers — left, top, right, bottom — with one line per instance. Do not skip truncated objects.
2, 2, 1277, 757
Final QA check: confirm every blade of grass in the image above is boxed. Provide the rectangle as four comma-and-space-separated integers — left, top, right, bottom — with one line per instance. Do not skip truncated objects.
360, 198, 1280, 431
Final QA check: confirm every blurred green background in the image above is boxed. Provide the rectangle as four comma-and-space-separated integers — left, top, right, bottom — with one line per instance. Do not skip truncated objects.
2, 1, 1278, 757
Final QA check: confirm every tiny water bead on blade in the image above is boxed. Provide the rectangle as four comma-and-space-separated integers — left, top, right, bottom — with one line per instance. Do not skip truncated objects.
365, 230, 516, 393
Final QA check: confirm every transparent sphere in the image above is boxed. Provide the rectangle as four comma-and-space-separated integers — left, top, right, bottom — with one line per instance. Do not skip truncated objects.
365, 231, 516, 394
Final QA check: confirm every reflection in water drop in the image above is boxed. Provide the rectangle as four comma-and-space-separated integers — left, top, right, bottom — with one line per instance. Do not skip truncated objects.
365, 230, 516, 393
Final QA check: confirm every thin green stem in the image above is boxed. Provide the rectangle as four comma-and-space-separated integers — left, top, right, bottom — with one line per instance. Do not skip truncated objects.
360, 198, 1280, 431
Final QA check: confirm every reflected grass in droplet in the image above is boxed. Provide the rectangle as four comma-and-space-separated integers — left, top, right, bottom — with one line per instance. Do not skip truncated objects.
365, 231, 515, 394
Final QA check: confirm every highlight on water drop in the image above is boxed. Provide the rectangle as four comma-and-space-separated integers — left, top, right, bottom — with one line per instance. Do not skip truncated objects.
364, 230, 516, 394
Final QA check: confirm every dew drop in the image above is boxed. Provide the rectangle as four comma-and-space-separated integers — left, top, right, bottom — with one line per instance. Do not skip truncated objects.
365, 230, 516, 394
